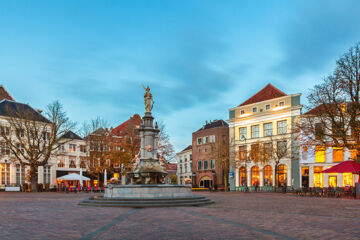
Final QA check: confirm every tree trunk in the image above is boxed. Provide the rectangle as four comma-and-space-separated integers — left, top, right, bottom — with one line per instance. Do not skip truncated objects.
29, 165, 38, 192
223, 169, 228, 192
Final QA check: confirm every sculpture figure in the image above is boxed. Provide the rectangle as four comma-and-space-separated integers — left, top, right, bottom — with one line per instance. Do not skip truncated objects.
143, 85, 154, 112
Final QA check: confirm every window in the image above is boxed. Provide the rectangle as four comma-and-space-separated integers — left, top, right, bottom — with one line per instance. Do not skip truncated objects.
197, 161, 202, 170
240, 110, 245, 115
16, 164, 25, 185
43, 166, 51, 184
263, 165, 273, 186
203, 136, 209, 144
302, 146, 308, 161
16, 143, 25, 154
279, 101, 285, 107
68, 143, 77, 152
264, 123, 273, 137
0, 142, 10, 155
313, 166, 323, 187
211, 159, 215, 169
239, 167, 247, 185
180, 165, 183, 174
210, 135, 215, 143
16, 128, 25, 137
197, 137, 202, 145
250, 144, 260, 162
80, 157, 86, 168
0, 163, 10, 185
58, 144, 65, 152
252, 107, 257, 113
57, 156, 65, 168
315, 145, 326, 163
315, 123, 325, 139
251, 125, 259, 138
277, 120, 287, 135
277, 141, 287, 157
80, 145, 86, 153
184, 163, 188, 173
265, 104, 271, 110
251, 166, 260, 186
0, 126, 10, 136
190, 154, 192, 161
278, 165, 287, 186
204, 161, 208, 170
333, 147, 343, 162
69, 156, 76, 168
179, 157, 182, 163
239, 146, 247, 161
343, 173, 353, 186
184, 156, 188, 162
263, 142, 273, 160
239, 127, 247, 140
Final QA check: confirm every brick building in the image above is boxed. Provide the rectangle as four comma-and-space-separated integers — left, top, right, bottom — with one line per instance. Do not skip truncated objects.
192, 120, 229, 189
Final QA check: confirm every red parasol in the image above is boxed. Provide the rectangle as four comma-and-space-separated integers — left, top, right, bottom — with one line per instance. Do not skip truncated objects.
322, 160, 360, 182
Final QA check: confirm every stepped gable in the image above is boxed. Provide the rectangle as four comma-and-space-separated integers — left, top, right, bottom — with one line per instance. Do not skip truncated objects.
111, 114, 142, 136
197, 119, 228, 132
0, 85, 14, 101
0, 100, 49, 122
238, 83, 287, 107
61, 130, 83, 140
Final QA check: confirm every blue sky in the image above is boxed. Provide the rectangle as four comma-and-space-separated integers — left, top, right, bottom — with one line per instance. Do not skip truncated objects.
0, 0, 359, 152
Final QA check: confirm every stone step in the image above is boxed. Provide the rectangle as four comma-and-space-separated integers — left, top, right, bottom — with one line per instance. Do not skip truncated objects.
80, 198, 211, 205
78, 199, 214, 208
89, 196, 206, 202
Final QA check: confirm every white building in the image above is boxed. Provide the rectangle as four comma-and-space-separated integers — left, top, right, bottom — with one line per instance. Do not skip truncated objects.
176, 145, 192, 185
228, 84, 302, 190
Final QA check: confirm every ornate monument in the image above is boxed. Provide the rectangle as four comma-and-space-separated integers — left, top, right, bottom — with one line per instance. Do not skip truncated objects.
79, 86, 213, 207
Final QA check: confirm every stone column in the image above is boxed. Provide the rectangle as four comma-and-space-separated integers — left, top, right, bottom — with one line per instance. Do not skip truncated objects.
309, 165, 314, 187
338, 173, 343, 187
272, 166, 276, 187
259, 168, 264, 187
324, 173, 329, 187
247, 167, 251, 187
235, 167, 239, 189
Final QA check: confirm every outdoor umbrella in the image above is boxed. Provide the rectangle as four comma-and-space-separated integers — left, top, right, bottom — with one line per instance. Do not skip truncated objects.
57, 173, 90, 181
322, 160, 360, 182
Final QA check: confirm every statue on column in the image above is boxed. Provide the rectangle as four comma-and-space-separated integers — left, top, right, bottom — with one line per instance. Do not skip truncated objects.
143, 85, 154, 112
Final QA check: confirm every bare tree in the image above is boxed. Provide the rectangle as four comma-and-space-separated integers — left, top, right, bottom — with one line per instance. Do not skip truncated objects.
157, 121, 175, 163
0, 101, 74, 192
209, 135, 230, 191
302, 42, 360, 161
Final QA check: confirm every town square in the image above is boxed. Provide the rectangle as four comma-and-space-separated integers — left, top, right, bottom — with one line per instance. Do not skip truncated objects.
1, 1, 360, 239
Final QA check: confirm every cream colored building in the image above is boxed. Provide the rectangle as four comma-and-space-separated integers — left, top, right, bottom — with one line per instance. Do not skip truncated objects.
176, 145, 192, 185
228, 84, 302, 190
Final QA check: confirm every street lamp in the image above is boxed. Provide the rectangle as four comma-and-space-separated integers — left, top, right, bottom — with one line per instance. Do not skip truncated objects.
240, 135, 248, 192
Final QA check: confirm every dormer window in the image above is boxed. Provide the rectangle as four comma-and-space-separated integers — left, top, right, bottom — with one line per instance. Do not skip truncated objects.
240, 110, 245, 115
279, 101, 285, 107
252, 107, 257, 113
265, 104, 271, 110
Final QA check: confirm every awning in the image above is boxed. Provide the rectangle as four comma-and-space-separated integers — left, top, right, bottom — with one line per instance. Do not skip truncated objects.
57, 173, 90, 181
322, 161, 360, 174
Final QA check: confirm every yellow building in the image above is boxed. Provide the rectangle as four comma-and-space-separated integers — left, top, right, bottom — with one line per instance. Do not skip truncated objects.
228, 84, 302, 190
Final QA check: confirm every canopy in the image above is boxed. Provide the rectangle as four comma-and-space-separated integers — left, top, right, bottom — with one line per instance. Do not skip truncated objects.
57, 173, 90, 181
322, 161, 360, 174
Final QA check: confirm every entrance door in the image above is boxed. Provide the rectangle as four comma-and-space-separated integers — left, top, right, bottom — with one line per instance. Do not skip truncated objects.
204, 180, 212, 188
329, 176, 337, 187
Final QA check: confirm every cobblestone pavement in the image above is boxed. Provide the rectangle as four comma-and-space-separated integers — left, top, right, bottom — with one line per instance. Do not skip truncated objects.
0, 192, 360, 240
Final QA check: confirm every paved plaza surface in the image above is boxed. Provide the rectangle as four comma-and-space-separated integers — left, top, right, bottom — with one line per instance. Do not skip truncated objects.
0, 192, 360, 240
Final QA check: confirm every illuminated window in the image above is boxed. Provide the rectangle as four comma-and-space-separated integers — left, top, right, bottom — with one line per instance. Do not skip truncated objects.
251, 125, 259, 138
351, 150, 357, 160
313, 166, 323, 187
277, 164, 287, 186
69, 144, 76, 152
264, 123, 273, 136
343, 173, 353, 186
328, 175, 337, 187
57, 156, 65, 168
333, 147, 343, 162
239, 167, 247, 185
0, 163, 10, 185
251, 166, 260, 186
315, 145, 326, 163
263, 165, 273, 186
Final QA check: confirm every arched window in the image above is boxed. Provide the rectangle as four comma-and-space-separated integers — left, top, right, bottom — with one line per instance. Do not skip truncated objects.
251, 166, 260, 186
239, 167, 246, 186
277, 164, 287, 186
263, 165, 273, 186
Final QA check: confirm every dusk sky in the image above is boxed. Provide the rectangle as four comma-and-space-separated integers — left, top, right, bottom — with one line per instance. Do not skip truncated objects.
1, 0, 360, 152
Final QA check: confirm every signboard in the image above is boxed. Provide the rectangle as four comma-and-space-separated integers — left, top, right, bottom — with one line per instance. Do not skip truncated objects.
229, 171, 234, 178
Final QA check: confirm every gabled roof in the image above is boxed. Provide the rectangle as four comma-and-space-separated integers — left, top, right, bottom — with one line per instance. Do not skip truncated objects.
238, 83, 287, 107
111, 114, 142, 136
181, 145, 192, 152
196, 120, 228, 132
91, 128, 106, 135
61, 131, 83, 140
0, 85, 14, 101
0, 99, 50, 123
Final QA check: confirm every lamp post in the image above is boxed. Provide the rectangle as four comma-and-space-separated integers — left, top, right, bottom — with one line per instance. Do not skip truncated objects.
192, 172, 196, 188
240, 135, 248, 192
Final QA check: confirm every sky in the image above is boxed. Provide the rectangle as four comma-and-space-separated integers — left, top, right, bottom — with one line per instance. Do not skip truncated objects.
0, 0, 360, 152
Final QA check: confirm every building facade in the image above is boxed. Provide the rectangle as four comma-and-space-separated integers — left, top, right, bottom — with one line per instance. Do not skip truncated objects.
228, 84, 302, 191
176, 145, 192, 185
192, 120, 229, 189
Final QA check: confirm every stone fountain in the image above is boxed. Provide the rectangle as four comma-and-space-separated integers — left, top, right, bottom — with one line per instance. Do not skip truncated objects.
79, 86, 213, 207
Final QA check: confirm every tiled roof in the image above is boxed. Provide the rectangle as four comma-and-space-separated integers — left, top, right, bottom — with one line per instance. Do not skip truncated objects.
0, 100, 50, 122
238, 83, 287, 107
0, 85, 14, 101
111, 114, 142, 136
304, 104, 336, 115
197, 119, 228, 132
61, 131, 83, 140
181, 145, 192, 152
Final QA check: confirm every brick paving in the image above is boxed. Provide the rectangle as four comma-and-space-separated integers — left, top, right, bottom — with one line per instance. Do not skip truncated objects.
0, 192, 360, 239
